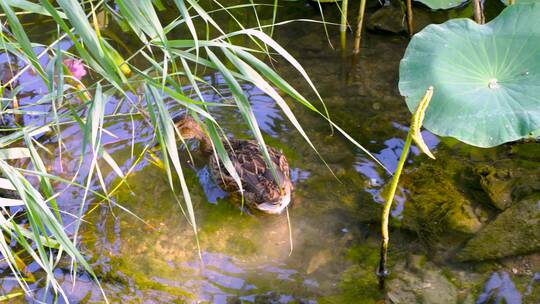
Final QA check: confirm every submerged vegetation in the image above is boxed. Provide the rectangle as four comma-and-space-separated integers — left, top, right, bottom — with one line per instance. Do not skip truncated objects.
0, 0, 539, 302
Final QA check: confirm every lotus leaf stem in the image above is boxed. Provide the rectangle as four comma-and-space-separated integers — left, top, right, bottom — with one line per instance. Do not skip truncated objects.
377, 132, 412, 289
340, 0, 349, 52
353, 0, 367, 54
473, 0, 485, 24
405, 0, 414, 37
378, 87, 434, 289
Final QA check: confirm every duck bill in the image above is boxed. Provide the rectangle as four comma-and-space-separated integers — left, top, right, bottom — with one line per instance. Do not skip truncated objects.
256, 186, 292, 215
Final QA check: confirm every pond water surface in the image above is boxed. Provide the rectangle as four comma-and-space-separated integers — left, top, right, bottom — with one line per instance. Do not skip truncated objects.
1, 2, 539, 303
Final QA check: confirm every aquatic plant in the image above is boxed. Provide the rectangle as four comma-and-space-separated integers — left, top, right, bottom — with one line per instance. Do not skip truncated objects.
414, 0, 468, 10
0, 0, 383, 300
399, 3, 540, 147
352, 0, 367, 54
63, 58, 87, 80
406, 0, 540, 35
336, 0, 348, 52
378, 87, 435, 288
383, 0, 540, 291
0, 126, 107, 302
501, 0, 537, 5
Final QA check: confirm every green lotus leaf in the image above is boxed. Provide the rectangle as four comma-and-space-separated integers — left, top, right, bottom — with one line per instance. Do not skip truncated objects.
399, 4, 540, 147
501, 0, 540, 6
414, 0, 466, 10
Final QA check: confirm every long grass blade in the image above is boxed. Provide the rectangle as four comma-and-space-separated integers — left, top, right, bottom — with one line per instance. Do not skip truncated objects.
145, 85, 201, 257
206, 47, 280, 185
0, 2, 47, 82
5, 0, 67, 18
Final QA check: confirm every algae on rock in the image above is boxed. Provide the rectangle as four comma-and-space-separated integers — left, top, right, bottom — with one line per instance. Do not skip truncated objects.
400, 160, 483, 236
457, 196, 540, 261
474, 159, 540, 210
387, 261, 459, 304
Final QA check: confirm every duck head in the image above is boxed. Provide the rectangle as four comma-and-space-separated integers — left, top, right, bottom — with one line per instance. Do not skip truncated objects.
174, 115, 212, 154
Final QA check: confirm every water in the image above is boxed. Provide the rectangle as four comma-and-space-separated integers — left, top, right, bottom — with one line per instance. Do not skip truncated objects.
1, 2, 539, 303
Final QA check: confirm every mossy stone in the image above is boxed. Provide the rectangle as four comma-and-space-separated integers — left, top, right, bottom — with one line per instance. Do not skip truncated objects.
367, 3, 406, 34
474, 160, 540, 210
401, 161, 483, 235
474, 165, 514, 210
457, 196, 540, 261
510, 142, 540, 161
387, 262, 459, 304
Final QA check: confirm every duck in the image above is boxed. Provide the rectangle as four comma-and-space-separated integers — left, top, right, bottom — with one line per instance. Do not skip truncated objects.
174, 115, 293, 214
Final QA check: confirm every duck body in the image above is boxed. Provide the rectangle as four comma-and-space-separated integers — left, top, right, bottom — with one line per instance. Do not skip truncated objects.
209, 139, 292, 214
175, 116, 293, 214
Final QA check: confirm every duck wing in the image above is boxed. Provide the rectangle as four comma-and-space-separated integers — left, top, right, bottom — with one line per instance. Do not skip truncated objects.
209, 139, 291, 206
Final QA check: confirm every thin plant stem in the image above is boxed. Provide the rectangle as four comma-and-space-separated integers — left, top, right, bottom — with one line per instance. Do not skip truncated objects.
377, 86, 434, 289
377, 132, 412, 289
353, 0, 367, 55
473, 0, 485, 24
405, 0, 414, 37
509, 0, 515, 4
286, 207, 293, 256
340, 0, 349, 52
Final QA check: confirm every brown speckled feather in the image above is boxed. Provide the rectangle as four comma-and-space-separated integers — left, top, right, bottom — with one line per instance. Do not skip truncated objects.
174, 115, 293, 214
209, 139, 291, 210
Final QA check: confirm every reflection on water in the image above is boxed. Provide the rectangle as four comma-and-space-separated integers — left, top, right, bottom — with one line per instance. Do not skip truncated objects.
527, 273, 540, 296
354, 122, 441, 219
198, 167, 227, 204
477, 272, 522, 304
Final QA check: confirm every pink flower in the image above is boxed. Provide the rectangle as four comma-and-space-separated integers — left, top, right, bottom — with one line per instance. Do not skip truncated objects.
63, 59, 87, 80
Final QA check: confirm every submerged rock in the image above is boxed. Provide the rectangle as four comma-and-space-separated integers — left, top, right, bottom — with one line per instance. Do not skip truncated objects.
387, 262, 458, 304
367, 3, 405, 34
510, 142, 540, 162
474, 165, 514, 210
366, 2, 437, 34
320, 243, 384, 303
474, 160, 540, 210
401, 161, 483, 236
457, 196, 540, 261
306, 249, 332, 274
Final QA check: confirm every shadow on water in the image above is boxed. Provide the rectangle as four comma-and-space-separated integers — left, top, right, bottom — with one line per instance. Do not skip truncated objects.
1, 2, 539, 303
